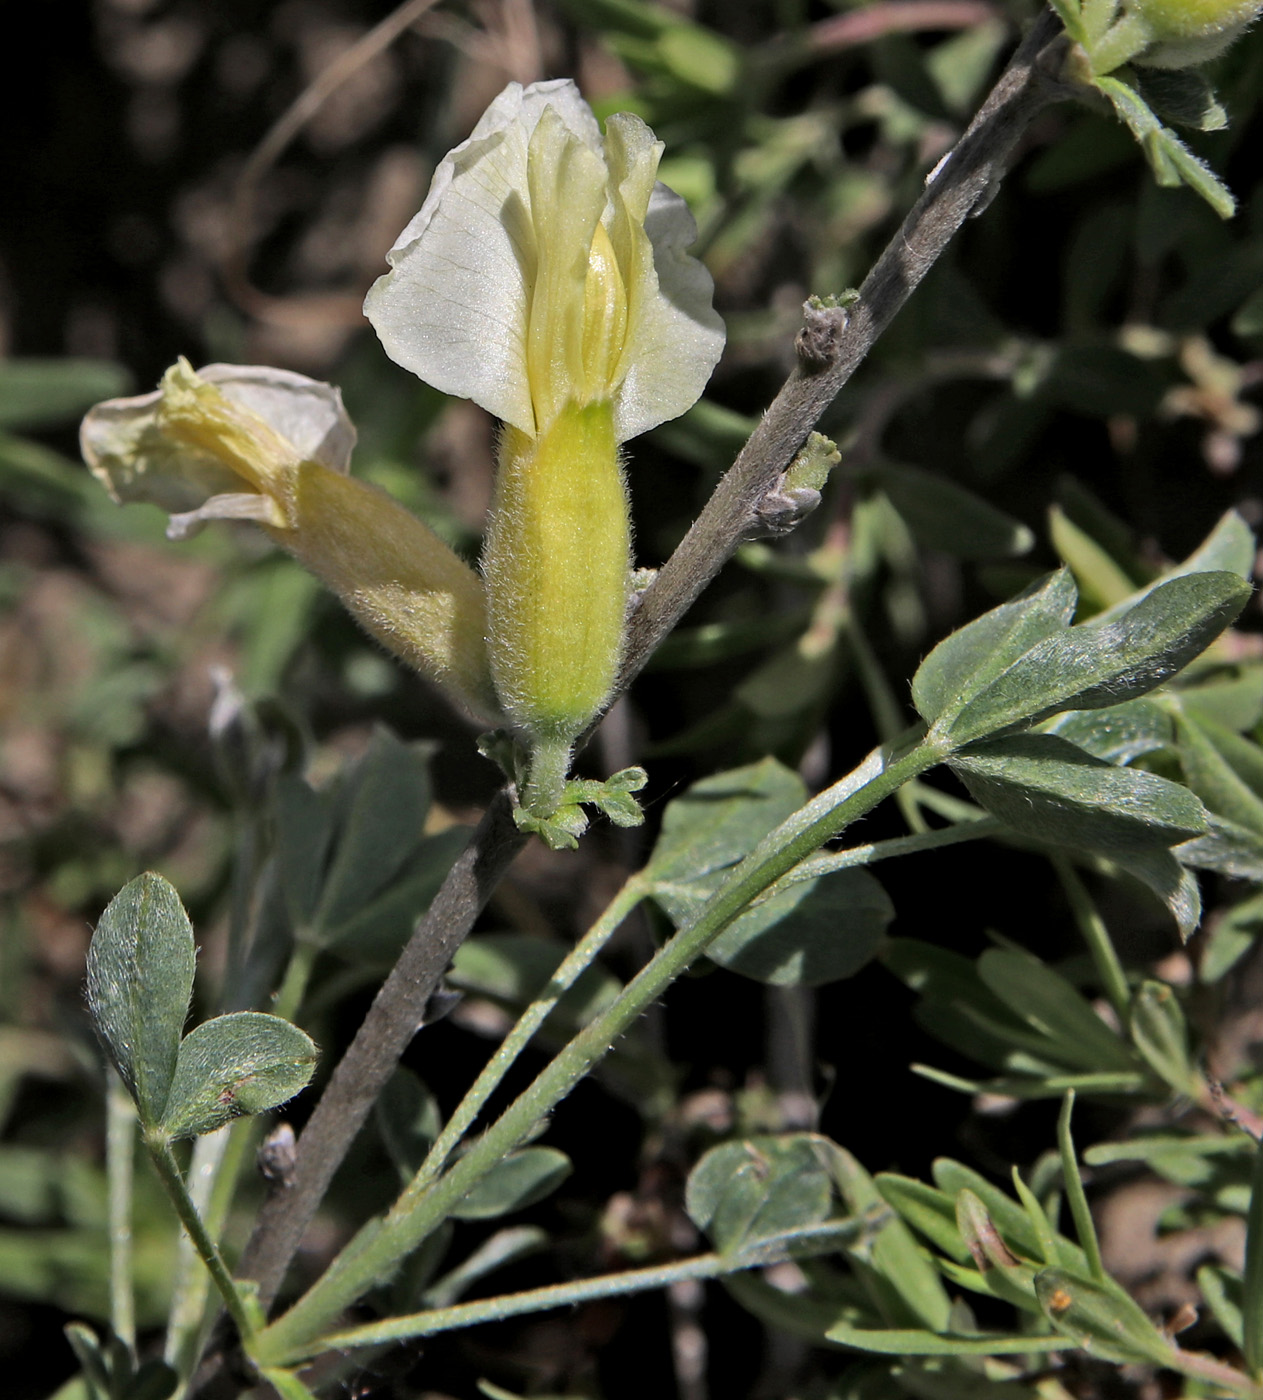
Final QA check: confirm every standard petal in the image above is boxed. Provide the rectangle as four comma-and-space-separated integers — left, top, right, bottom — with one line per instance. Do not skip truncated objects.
363, 79, 603, 434
613, 179, 726, 443
364, 121, 536, 433
381, 79, 601, 260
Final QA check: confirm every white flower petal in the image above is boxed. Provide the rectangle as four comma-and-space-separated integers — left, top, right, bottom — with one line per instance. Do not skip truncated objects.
167, 492, 287, 540
198, 364, 355, 472
366, 79, 724, 442
363, 80, 603, 435
614, 180, 726, 443
79, 363, 354, 514
81, 385, 241, 512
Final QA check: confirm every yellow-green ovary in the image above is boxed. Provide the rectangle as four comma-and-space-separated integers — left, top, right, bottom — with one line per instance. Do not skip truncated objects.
483, 399, 629, 742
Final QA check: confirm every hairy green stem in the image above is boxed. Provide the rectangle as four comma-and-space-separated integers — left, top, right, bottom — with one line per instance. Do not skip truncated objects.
165, 1128, 235, 1380
403, 875, 647, 1207
523, 733, 574, 818
252, 739, 941, 1366
106, 1071, 136, 1350
779, 813, 1003, 883
314, 1225, 858, 1353
147, 1133, 256, 1345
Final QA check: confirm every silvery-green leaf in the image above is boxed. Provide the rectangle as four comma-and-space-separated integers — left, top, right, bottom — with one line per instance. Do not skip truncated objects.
824, 1322, 1065, 1355
830, 1146, 953, 1331
1045, 698, 1173, 764
646, 756, 804, 889
945, 572, 1250, 745
975, 945, 1139, 1074
85, 874, 195, 1128
705, 867, 893, 987
1109, 847, 1202, 940
876, 462, 1034, 560
1035, 1267, 1175, 1365
1177, 814, 1263, 880
1175, 713, 1263, 836
951, 733, 1207, 854
686, 1135, 843, 1257
159, 1012, 318, 1140
376, 1069, 442, 1183
314, 729, 434, 937
912, 569, 1078, 727
1129, 980, 1198, 1096
450, 1147, 572, 1220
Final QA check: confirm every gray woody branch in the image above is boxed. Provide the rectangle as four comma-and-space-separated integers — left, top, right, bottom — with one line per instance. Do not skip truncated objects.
228, 2, 1067, 1334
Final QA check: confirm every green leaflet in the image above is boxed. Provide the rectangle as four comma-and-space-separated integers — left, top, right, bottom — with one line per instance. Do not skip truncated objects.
950, 732, 1207, 854
86, 875, 195, 1130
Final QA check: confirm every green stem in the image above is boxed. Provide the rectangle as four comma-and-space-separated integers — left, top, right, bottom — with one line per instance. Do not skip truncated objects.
106, 1072, 136, 1351
1168, 1346, 1263, 1399
1057, 1091, 1105, 1283
272, 937, 320, 1025
776, 813, 1003, 884
1088, 11, 1151, 72
164, 933, 320, 1383
523, 733, 573, 817
315, 1226, 856, 1353
1054, 859, 1130, 1023
164, 1128, 235, 1378
252, 738, 942, 1367
403, 876, 648, 1209
146, 1131, 257, 1345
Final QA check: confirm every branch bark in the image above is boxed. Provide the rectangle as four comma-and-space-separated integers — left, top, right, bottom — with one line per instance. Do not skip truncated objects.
232, 790, 526, 1308
620, 5, 1065, 689
218, 2, 1067, 1367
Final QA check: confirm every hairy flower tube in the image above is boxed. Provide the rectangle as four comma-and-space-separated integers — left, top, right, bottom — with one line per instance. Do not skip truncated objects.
365, 79, 725, 817
1131, 0, 1262, 65
1076, 0, 1263, 69
80, 360, 499, 720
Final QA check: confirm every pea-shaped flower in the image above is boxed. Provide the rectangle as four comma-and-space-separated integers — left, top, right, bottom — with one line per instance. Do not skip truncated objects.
365, 79, 725, 817
80, 360, 498, 720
